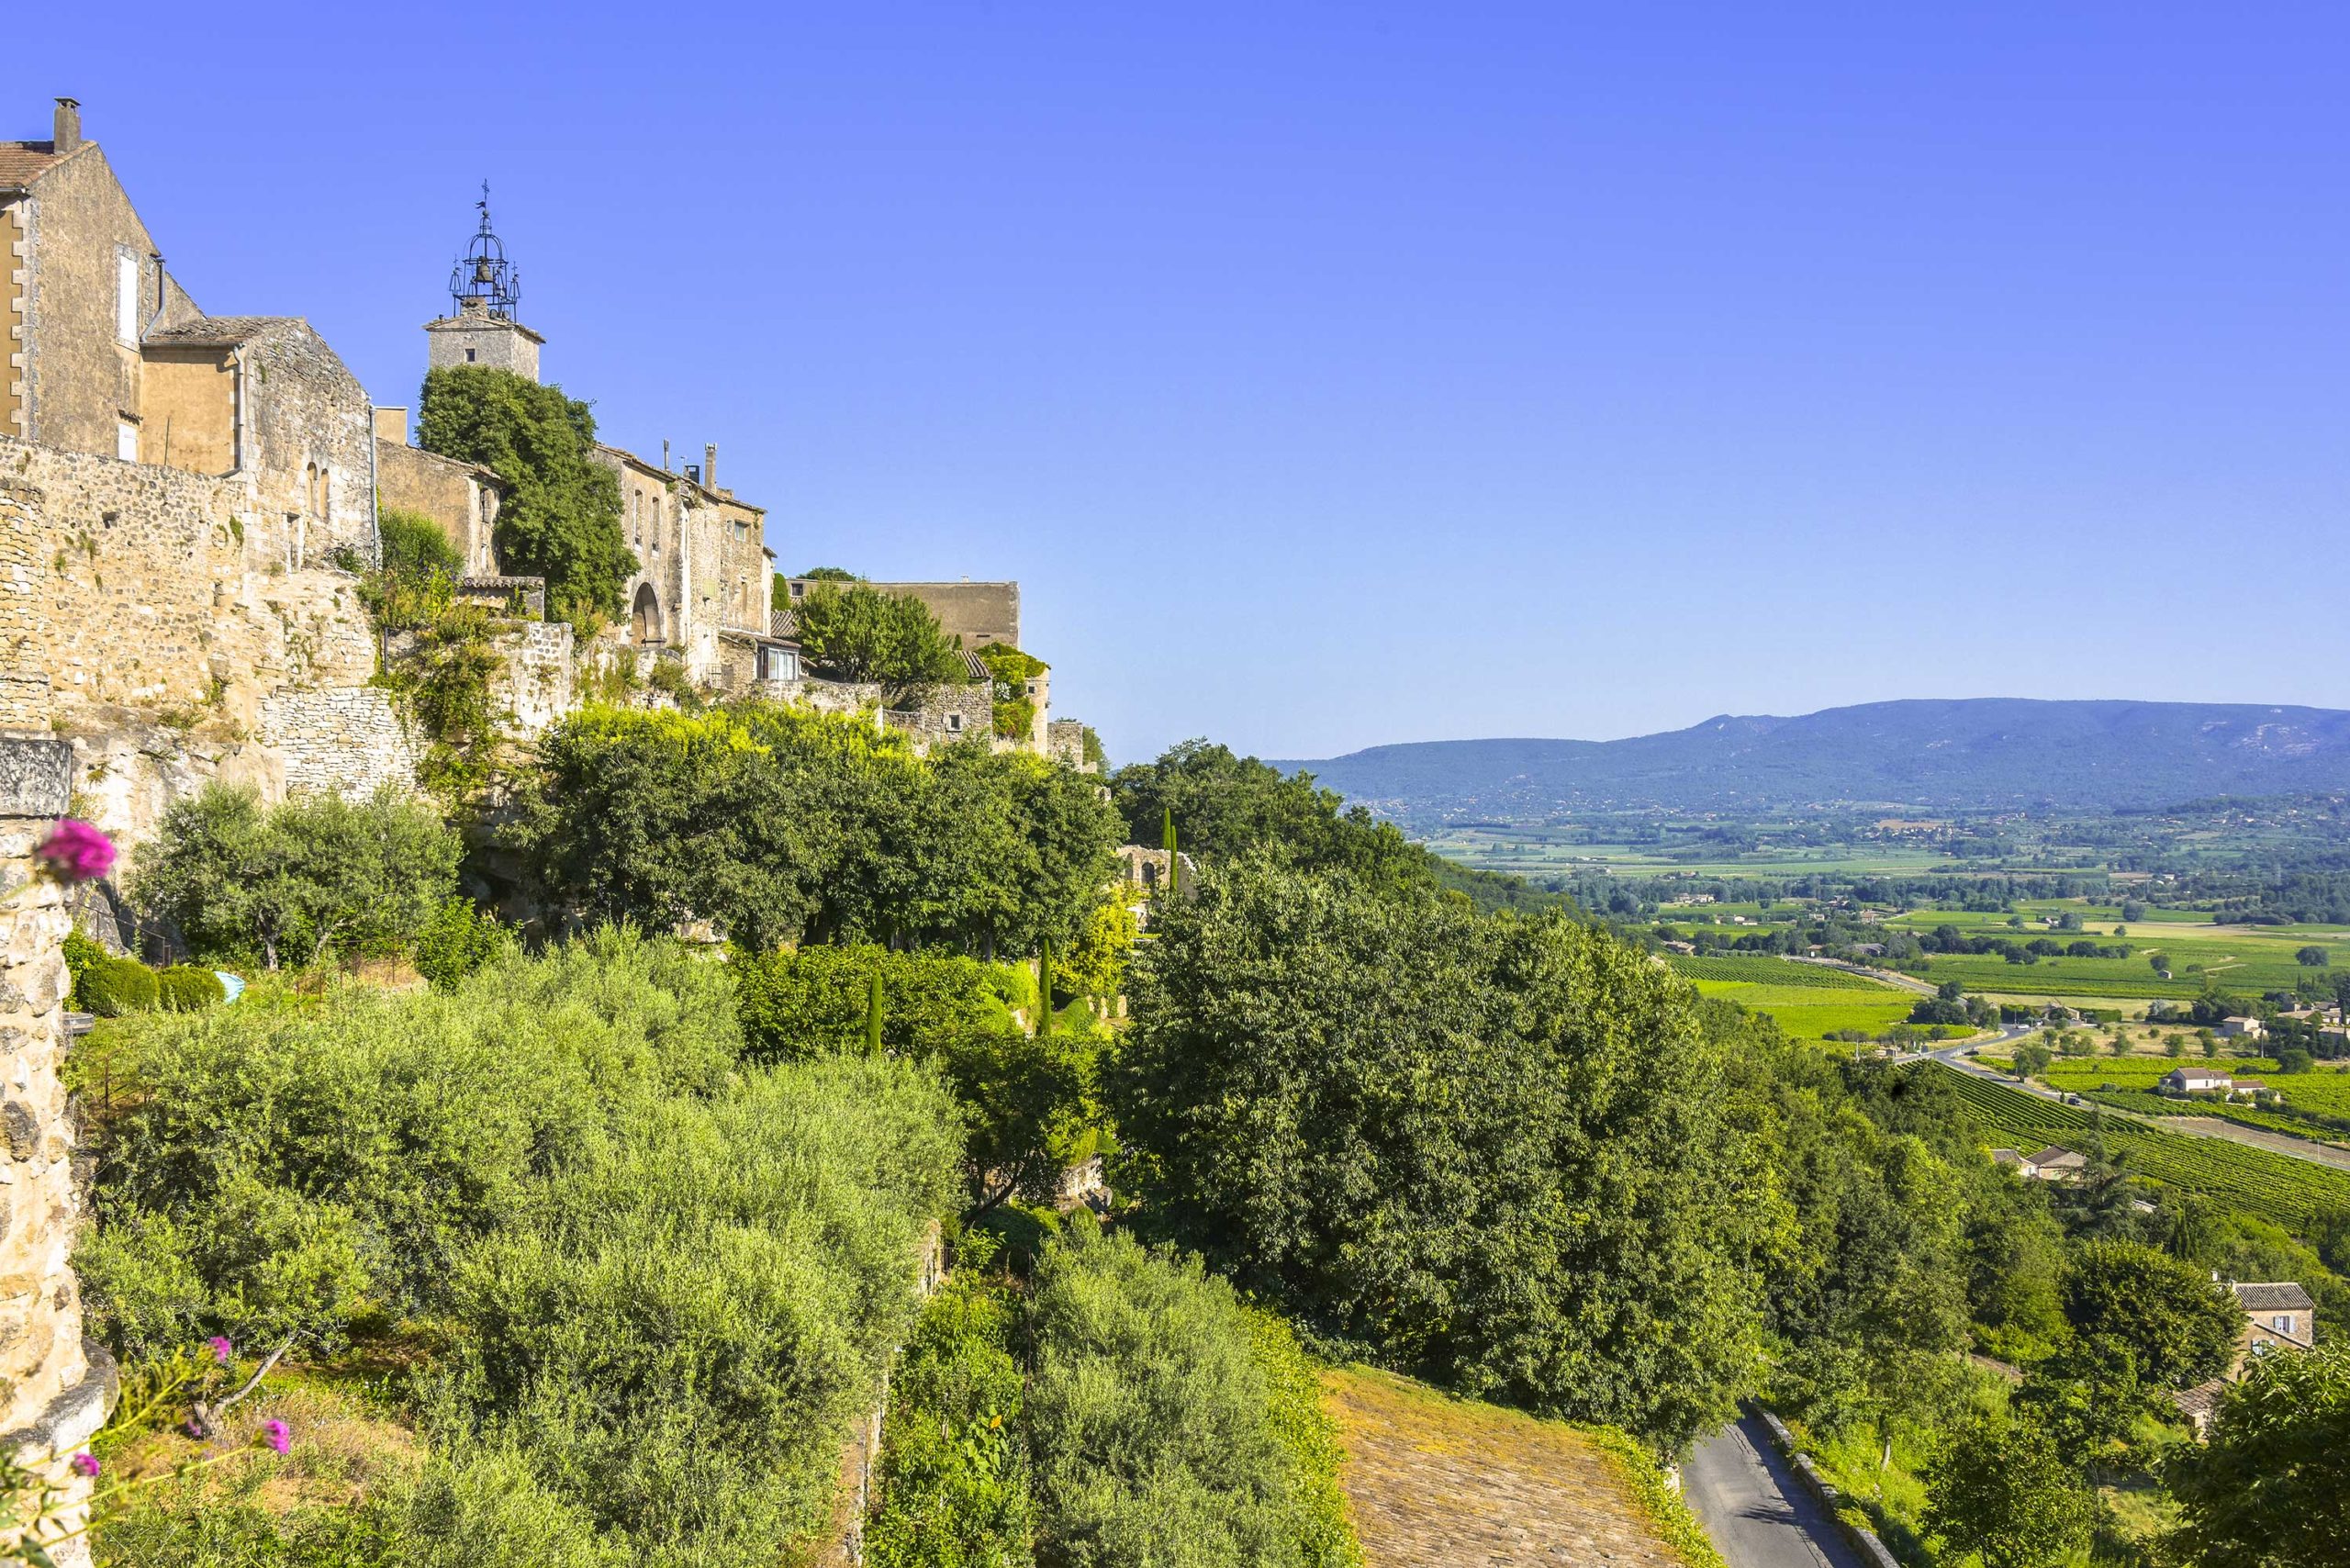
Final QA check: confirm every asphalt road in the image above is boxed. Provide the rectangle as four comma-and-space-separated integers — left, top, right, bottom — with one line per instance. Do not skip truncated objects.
1684, 1414, 1869, 1568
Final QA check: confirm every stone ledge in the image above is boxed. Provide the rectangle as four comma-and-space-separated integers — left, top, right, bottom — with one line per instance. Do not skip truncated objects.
1755, 1406, 1901, 1568
2, 1339, 119, 1466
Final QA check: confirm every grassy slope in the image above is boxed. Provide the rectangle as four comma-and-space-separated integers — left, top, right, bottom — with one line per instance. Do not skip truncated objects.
1318, 1366, 1723, 1568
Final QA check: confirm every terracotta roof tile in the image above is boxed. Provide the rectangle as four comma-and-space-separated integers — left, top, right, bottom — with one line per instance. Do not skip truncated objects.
0, 141, 67, 188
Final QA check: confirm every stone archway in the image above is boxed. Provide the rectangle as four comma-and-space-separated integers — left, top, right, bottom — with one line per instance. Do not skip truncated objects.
632, 582, 664, 644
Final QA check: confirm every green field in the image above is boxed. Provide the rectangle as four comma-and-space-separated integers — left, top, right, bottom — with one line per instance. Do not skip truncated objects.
1666, 955, 1893, 990
1667, 955, 1915, 1041
1933, 1066, 2350, 1229
2039, 1056, 2350, 1144
1890, 902, 2350, 1009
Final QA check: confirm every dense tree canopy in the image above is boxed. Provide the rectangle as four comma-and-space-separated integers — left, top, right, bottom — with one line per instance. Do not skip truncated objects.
419, 364, 635, 618
1923, 1417, 2098, 1568
522, 702, 1120, 955
132, 784, 461, 969
733, 943, 1093, 1215
2168, 1341, 2350, 1568
1105, 855, 1758, 1450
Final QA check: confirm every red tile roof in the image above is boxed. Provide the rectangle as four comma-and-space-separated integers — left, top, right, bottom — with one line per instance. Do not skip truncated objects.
0, 141, 69, 189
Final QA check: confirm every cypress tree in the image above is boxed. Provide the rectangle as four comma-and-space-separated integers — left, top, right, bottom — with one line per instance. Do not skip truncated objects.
1162, 806, 1180, 897
1038, 936, 1053, 1038
866, 969, 884, 1056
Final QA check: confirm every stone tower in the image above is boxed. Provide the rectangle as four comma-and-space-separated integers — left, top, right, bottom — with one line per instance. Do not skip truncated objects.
422, 185, 542, 382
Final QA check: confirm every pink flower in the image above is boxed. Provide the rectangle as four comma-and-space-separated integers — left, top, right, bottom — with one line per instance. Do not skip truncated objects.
207, 1336, 233, 1364
262, 1419, 290, 1455
31, 820, 115, 887
68, 1452, 98, 1479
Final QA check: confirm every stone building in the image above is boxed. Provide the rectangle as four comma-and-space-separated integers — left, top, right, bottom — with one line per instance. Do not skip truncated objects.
4, 99, 378, 566
368, 191, 789, 688
597, 441, 783, 688
371, 406, 501, 576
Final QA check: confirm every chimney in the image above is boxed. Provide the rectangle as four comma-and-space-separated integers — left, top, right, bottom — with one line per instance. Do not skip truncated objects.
703, 443, 717, 492
52, 98, 81, 154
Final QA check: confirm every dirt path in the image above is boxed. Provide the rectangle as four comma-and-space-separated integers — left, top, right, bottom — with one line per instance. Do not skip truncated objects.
1322, 1366, 1689, 1566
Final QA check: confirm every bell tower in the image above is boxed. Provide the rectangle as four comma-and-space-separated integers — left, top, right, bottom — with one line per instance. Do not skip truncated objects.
423, 184, 544, 382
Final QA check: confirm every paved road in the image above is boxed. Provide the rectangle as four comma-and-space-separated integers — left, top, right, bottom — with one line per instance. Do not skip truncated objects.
1684, 1413, 1868, 1568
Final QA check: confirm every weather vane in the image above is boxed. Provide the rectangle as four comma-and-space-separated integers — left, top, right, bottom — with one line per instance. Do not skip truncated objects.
448, 180, 521, 319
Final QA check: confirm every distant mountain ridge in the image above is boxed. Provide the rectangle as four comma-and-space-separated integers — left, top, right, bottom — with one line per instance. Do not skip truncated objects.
1273, 699, 2350, 822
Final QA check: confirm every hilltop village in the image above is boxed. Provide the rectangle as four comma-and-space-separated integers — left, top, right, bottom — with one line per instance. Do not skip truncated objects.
3, 95, 1091, 856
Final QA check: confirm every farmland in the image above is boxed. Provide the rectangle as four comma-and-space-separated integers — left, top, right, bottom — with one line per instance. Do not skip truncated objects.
1933, 1065, 2350, 1229
1887, 902, 2350, 1010
1666, 954, 1916, 1042
2038, 1056, 2350, 1146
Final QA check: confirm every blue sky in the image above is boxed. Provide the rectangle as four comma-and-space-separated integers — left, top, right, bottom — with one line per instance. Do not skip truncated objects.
23, 4, 2350, 763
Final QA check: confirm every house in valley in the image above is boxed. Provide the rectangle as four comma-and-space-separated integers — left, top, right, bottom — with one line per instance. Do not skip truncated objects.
2174, 1281, 2318, 1439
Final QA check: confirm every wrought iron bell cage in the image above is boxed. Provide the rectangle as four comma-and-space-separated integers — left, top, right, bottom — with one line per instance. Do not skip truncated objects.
448, 182, 521, 319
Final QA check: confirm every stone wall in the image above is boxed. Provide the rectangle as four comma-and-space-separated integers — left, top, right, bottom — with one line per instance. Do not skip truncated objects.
238, 320, 377, 566
1046, 719, 1094, 772
377, 441, 498, 577
765, 678, 994, 754
66, 713, 284, 865
490, 621, 575, 738
255, 688, 420, 798
0, 745, 117, 1566
0, 435, 374, 735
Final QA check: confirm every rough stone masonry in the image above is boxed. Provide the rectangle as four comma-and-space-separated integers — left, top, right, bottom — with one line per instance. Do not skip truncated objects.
0, 739, 117, 1568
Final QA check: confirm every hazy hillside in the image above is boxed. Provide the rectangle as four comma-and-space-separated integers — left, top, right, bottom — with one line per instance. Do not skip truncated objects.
1275, 699, 2350, 823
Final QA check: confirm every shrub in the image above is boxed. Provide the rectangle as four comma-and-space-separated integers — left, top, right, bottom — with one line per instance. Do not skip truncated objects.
63, 928, 106, 1009
1024, 1221, 1352, 1568
442, 1056, 959, 1563
379, 505, 464, 583
734, 944, 1018, 1062
154, 965, 225, 1013
79, 929, 744, 1351
413, 897, 512, 991
867, 1271, 1037, 1568
80, 934, 961, 1568
79, 953, 159, 1016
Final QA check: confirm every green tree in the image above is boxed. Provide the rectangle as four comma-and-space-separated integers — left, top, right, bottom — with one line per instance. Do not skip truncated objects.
2167, 1341, 2350, 1568
2296, 945, 2329, 967
418, 364, 635, 618
2060, 1238, 2241, 1389
2011, 1040, 2053, 1079
1105, 857, 1756, 1450
791, 580, 971, 694
526, 702, 1113, 956
1923, 1416, 2098, 1568
132, 784, 461, 969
